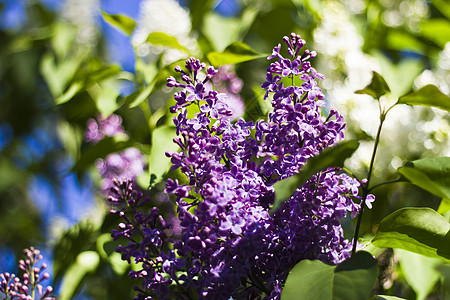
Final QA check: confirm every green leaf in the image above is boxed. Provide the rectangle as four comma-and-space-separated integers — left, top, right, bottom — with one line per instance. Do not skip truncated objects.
203, 12, 241, 51
59, 251, 100, 300
40, 52, 85, 97
386, 30, 425, 54
397, 157, 450, 200
53, 220, 99, 282
372, 207, 450, 260
437, 198, 450, 216
355, 71, 391, 99
101, 10, 136, 36
124, 83, 155, 108
397, 85, 450, 112
87, 65, 122, 82
87, 80, 121, 116
148, 126, 179, 188
55, 81, 84, 104
420, 18, 450, 48
372, 53, 422, 98
145, 32, 190, 53
271, 140, 359, 213
395, 249, 443, 300
281, 251, 377, 300
96, 233, 129, 275
207, 42, 267, 66
72, 137, 134, 172
431, 0, 450, 20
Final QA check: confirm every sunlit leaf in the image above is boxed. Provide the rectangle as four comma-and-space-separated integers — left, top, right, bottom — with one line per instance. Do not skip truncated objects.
397, 157, 450, 199
281, 251, 377, 300
55, 81, 84, 104
432, 0, 450, 20
207, 42, 267, 66
420, 18, 450, 48
96, 233, 128, 275
101, 10, 136, 36
437, 198, 450, 216
40, 52, 84, 97
203, 12, 241, 51
124, 83, 155, 108
145, 32, 190, 53
397, 85, 450, 112
371, 53, 422, 98
372, 207, 450, 260
355, 71, 390, 99
271, 140, 359, 213
148, 125, 179, 188
59, 251, 100, 300
53, 220, 98, 282
88, 65, 122, 82
395, 249, 443, 300
386, 30, 425, 54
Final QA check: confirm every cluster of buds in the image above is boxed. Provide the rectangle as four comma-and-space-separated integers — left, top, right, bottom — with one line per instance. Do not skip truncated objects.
0, 247, 53, 300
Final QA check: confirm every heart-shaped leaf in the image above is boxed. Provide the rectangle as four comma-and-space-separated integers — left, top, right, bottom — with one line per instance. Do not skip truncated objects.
355, 71, 390, 99
281, 251, 377, 300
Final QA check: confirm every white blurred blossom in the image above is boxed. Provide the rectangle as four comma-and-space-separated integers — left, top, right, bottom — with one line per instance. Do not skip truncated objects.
313, 1, 449, 176
61, 0, 100, 46
132, 0, 199, 64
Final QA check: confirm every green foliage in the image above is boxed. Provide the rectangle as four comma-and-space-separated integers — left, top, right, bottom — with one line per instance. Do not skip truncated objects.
271, 140, 359, 213
145, 32, 190, 53
395, 249, 443, 300
101, 10, 136, 36
397, 84, 450, 112
355, 71, 390, 100
59, 251, 100, 300
372, 208, 450, 260
397, 157, 450, 200
53, 220, 100, 282
207, 42, 267, 66
419, 18, 450, 48
148, 125, 179, 188
281, 251, 377, 300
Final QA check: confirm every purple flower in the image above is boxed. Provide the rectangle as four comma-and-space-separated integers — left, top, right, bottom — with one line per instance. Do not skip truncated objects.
110, 33, 372, 299
85, 114, 125, 143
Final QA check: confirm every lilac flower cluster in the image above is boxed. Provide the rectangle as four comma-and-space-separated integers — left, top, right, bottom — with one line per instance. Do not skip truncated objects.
85, 114, 145, 192
110, 34, 372, 299
0, 247, 54, 300
85, 113, 125, 143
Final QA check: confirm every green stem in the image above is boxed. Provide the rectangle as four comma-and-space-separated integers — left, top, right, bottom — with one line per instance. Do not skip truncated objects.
351, 103, 393, 255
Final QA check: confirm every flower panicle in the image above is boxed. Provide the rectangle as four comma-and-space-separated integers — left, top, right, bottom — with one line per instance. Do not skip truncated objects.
110, 33, 375, 299
0, 247, 54, 300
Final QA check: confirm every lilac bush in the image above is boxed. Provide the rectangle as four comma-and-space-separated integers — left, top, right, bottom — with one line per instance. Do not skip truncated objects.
109, 34, 372, 299
0, 247, 54, 300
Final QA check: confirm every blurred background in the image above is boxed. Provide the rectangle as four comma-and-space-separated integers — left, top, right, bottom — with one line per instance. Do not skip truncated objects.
0, 0, 448, 299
